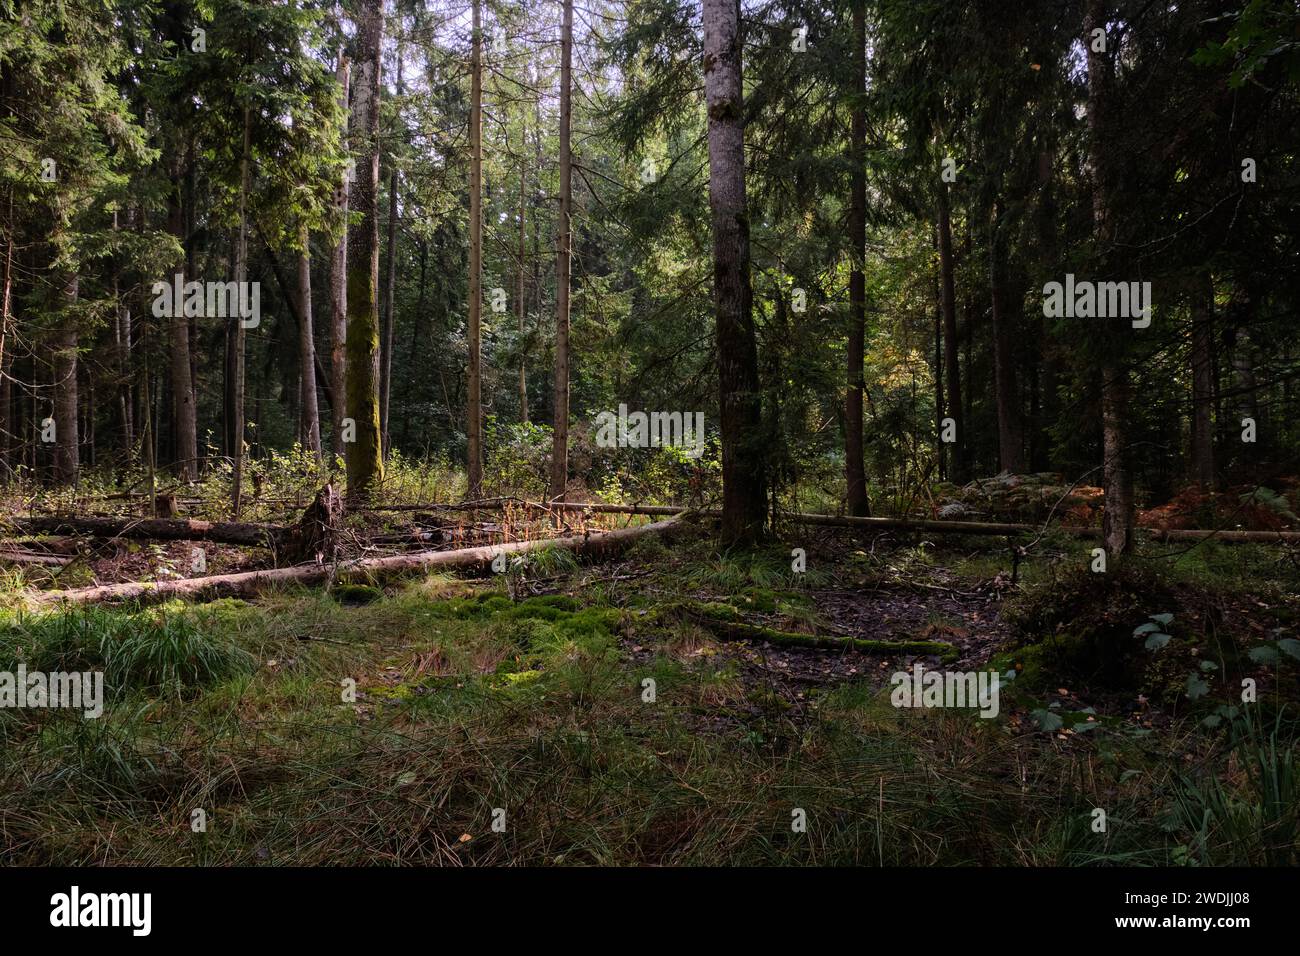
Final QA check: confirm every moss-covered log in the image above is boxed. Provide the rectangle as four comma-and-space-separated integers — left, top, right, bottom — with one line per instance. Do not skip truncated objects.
669, 601, 959, 662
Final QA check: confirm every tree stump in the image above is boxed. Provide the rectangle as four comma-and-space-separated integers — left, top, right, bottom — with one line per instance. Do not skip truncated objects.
279, 484, 344, 565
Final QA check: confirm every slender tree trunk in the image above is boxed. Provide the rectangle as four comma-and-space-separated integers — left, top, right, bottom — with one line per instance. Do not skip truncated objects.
532, 95, 543, 382
112, 212, 133, 466
931, 228, 944, 479
466, 0, 485, 497
86, 374, 95, 470
517, 107, 529, 425
548, 0, 573, 504
344, 0, 385, 501
989, 201, 1024, 473
844, 0, 869, 516
330, 41, 351, 464
1231, 327, 1258, 440
1190, 272, 1215, 489
936, 179, 964, 481
381, 164, 397, 457
0, 232, 11, 476
142, 321, 156, 511
381, 45, 402, 459
1085, 0, 1133, 558
703, 0, 765, 545
231, 108, 251, 515
53, 270, 79, 486
298, 222, 322, 460
398, 240, 427, 449
167, 154, 197, 481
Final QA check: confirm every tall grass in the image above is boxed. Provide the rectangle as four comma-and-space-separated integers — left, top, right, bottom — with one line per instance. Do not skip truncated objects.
0, 607, 255, 695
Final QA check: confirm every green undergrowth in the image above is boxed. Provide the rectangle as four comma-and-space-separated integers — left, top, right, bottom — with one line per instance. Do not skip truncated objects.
0, 542, 1295, 866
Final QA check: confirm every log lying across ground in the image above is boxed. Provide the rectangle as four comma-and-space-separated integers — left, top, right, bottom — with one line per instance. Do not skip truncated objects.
10, 501, 1296, 555
783, 511, 1300, 543
0, 549, 72, 567
3, 515, 282, 548
509, 501, 1300, 544
29, 515, 682, 608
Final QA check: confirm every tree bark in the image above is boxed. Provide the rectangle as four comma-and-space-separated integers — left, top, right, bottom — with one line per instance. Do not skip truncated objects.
936, 179, 965, 481
548, 0, 574, 504
703, 0, 765, 545
1085, 0, 1134, 558
381, 45, 402, 459
989, 201, 1024, 473
844, 0, 869, 516
230, 108, 251, 515
517, 104, 529, 425
167, 154, 197, 481
344, 0, 385, 501
467, 0, 485, 497
1190, 272, 1215, 489
330, 42, 351, 464
298, 222, 322, 460
53, 270, 79, 486
0, 233, 11, 476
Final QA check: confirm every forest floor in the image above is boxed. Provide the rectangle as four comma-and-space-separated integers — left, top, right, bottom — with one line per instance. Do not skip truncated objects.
2, 508, 1297, 866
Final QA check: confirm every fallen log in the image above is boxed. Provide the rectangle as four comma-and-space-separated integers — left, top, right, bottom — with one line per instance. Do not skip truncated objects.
1143, 527, 1300, 544
665, 601, 960, 662
0, 549, 72, 567
3, 515, 283, 549
486, 501, 1300, 544
28, 515, 682, 607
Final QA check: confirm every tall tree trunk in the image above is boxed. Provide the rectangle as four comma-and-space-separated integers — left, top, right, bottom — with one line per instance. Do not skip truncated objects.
1085, 0, 1133, 558
167, 154, 197, 481
517, 106, 529, 425
703, 0, 765, 545
231, 108, 251, 515
111, 211, 133, 466
298, 222, 322, 460
989, 201, 1024, 473
1231, 326, 1258, 441
1190, 272, 1215, 489
0, 232, 11, 476
381, 45, 402, 459
936, 179, 965, 481
330, 38, 351, 464
844, 0, 869, 516
931, 228, 945, 480
398, 239, 427, 450
466, 0, 485, 497
381, 163, 397, 457
344, 0, 385, 501
548, 0, 573, 504
53, 270, 79, 486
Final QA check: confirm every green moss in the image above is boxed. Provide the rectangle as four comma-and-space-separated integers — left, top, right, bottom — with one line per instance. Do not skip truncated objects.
331, 583, 384, 606
495, 669, 544, 687
432, 592, 580, 621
